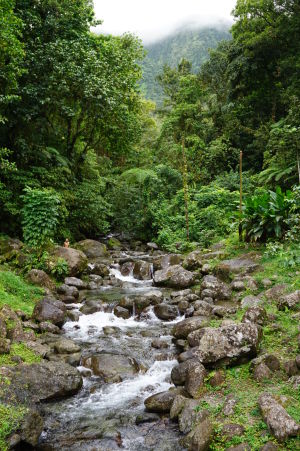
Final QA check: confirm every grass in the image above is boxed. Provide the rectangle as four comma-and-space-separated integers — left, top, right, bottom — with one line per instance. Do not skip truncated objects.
0, 269, 44, 315
0, 343, 41, 367
0, 403, 27, 451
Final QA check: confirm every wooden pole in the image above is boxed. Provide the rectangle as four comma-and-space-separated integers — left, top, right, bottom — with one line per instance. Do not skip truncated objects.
182, 136, 190, 241
239, 150, 243, 242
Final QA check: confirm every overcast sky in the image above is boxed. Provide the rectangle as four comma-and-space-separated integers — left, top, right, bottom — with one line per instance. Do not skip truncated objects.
93, 0, 237, 44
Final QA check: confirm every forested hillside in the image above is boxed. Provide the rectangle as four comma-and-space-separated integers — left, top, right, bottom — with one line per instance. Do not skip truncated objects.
142, 27, 231, 104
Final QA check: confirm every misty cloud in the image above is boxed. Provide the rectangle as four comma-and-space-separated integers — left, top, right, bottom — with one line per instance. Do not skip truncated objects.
93, 0, 237, 43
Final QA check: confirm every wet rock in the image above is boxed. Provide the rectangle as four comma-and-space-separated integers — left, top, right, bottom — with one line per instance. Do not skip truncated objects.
154, 265, 194, 288
75, 239, 108, 259
144, 387, 186, 413
154, 303, 178, 321
135, 413, 160, 424
201, 275, 231, 300
216, 254, 260, 280
151, 338, 168, 349
103, 326, 120, 335
114, 306, 130, 319
171, 359, 205, 388
66, 310, 80, 322
242, 307, 267, 325
51, 246, 88, 276
133, 260, 152, 280
259, 392, 300, 441
119, 296, 135, 311
10, 361, 83, 402
222, 423, 245, 440
32, 297, 66, 326
107, 237, 122, 250
147, 242, 158, 250
53, 338, 81, 354
16, 407, 44, 447
241, 295, 262, 309
80, 300, 102, 315
89, 263, 110, 277
253, 362, 272, 382
64, 277, 87, 289
27, 269, 55, 290
172, 316, 209, 339
83, 353, 139, 382
39, 321, 60, 334
142, 290, 164, 305
57, 284, 79, 299
188, 322, 262, 367
278, 290, 300, 311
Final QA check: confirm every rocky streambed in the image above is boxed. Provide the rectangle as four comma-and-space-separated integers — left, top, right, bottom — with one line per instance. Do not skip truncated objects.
1, 239, 300, 450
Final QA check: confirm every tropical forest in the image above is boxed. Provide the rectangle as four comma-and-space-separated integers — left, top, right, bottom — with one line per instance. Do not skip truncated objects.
0, 0, 299, 450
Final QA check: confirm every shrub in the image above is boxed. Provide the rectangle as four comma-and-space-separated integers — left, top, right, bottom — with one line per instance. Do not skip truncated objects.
242, 186, 299, 242
21, 187, 62, 247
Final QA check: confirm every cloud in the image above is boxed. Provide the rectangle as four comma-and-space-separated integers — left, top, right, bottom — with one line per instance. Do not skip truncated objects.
93, 0, 237, 43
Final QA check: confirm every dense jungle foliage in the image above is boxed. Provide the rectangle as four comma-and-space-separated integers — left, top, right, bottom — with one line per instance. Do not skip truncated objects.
0, 0, 299, 253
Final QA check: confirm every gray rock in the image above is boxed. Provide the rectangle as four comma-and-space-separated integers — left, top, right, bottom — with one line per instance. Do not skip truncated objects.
172, 316, 209, 339
53, 338, 81, 354
144, 388, 186, 413
114, 306, 130, 319
223, 394, 237, 416
0, 337, 10, 354
250, 354, 281, 373
189, 322, 262, 367
259, 392, 300, 441
32, 297, 66, 326
154, 303, 178, 321
226, 444, 251, 451
17, 408, 44, 447
284, 360, 299, 377
154, 265, 194, 288
151, 339, 168, 349
75, 239, 108, 259
253, 362, 272, 382
259, 443, 278, 451
242, 307, 267, 325
27, 269, 55, 290
64, 277, 87, 289
178, 400, 205, 434
222, 423, 245, 440
147, 242, 158, 250
201, 275, 232, 300
264, 284, 288, 301
135, 412, 160, 424
10, 361, 83, 402
171, 289, 192, 298
51, 246, 88, 276
185, 360, 206, 398
278, 290, 300, 311
187, 414, 213, 451
183, 250, 203, 270
241, 295, 262, 308
216, 254, 260, 279
82, 353, 139, 382
57, 284, 79, 299
133, 260, 152, 280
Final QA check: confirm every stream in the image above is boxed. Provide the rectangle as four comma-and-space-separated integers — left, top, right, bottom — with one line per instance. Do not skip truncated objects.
38, 250, 186, 450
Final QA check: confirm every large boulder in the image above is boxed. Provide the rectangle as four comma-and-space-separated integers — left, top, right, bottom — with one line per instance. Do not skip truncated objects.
188, 322, 262, 367
201, 275, 231, 300
215, 253, 260, 280
27, 269, 55, 291
171, 358, 207, 398
9, 361, 83, 402
133, 260, 152, 280
32, 297, 66, 326
144, 388, 186, 413
259, 393, 300, 441
51, 246, 88, 276
153, 254, 183, 271
278, 290, 300, 311
75, 239, 108, 259
154, 265, 194, 288
183, 250, 203, 270
172, 316, 209, 339
82, 353, 139, 382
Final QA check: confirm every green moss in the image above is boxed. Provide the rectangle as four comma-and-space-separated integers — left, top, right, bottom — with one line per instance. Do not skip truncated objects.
0, 403, 27, 451
0, 270, 43, 315
0, 342, 41, 366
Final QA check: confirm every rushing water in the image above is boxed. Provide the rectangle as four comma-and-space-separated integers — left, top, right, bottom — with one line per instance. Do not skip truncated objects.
38, 257, 186, 451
